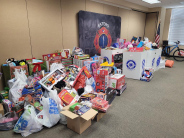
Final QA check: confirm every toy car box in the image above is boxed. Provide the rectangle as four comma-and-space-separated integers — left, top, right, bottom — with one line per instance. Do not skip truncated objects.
60, 103, 98, 134
116, 83, 127, 96
109, 74, 125, 89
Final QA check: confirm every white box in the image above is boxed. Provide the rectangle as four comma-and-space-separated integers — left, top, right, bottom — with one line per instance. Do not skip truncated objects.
153, 49, 162, 71
101, 49, 122, 63
145, 50, 156, 68
123, 51, 147, 80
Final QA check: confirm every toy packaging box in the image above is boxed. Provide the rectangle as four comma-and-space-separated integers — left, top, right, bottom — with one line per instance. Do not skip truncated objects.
42, 53, 62, 61
112, 53, 123, 72
73, 58, 92, 68
95, 68, 109, 93
116, 83, 127, 96
84, 60, 99, 75
39, 69, 66, 91
129, 47, 144, 52
46, 59, 62, 71
117, 38, 126, 49
61, 58, 73, 67
60, 103, 98, 134
105, 88, 116, 104
58, 89, 76, 106
140, 68, 154, 82
74, 54, 90, 60
109, 74, 125, 89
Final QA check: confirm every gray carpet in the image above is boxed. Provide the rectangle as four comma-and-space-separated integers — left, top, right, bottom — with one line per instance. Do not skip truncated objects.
1, 59, 184, 138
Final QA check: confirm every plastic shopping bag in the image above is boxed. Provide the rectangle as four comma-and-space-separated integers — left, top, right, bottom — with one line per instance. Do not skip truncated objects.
0, 111, 18, 130
14, 68, 27, 83
50, 63, 65, 72
49, 90, 67, 125
36, 97, 60, 128
14, 105, 43, 137
9, 78, 27, 103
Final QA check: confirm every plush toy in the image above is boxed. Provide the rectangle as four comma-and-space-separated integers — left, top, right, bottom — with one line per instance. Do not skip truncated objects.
124, 42, 132, 48
127, 44, 133, 49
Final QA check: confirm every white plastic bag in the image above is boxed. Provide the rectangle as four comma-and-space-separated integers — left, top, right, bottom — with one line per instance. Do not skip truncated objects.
49, 89, 63, 111
50, 63, 65, 72
49, 89, 67, 125
36, 97, 60, 128
9, 78, 27, 103
14, 105, 43, 137
8, 78, 17, 89
14, 68, 27, 83
159, 59, 166, 69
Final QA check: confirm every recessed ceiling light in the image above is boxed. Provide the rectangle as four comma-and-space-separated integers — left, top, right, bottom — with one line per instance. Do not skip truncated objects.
142, 0, 161, 4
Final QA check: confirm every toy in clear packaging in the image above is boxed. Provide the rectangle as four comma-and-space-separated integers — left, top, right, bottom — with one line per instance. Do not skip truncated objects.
140, 68, 154, 82
117, 38, 126, 49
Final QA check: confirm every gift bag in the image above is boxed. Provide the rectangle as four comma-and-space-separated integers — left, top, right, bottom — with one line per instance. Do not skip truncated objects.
36, 97, 60, 128
2, 64, 28, 87
26, 58, 47, 75
0, 111, 18, 130
14, 105, 43, 137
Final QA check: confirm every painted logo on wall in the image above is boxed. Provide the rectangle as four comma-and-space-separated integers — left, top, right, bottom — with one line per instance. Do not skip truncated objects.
152, 58, 155, 67
142, 59, 145, 69
94, 26, 112, 54
157, 56, 161, 67
126, 60, 136, 70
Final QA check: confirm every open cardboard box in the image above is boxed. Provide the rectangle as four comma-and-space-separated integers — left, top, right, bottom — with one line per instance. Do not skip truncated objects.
94, 112, 106, 122
61, 103, 98, 134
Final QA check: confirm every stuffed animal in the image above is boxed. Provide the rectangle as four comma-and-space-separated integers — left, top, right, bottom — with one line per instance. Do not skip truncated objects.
127, 44, 133, 49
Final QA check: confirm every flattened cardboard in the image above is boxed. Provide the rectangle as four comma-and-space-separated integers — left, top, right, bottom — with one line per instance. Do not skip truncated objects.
81, 109, 98, 121
0, 104, 4, 117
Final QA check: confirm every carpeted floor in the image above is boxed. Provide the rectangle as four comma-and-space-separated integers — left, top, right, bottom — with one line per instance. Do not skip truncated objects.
1, 59, 184, 138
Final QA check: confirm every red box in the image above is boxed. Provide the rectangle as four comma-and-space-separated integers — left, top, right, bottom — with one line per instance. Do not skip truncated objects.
95, 68, 109, 93
42, 53, 62, 61
109, 74, 125, 89
58, 89, 74, 105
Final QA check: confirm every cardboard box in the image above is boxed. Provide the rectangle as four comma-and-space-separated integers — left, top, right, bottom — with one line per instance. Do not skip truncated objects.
123, 51, 147, 80
116, 83, 127, 96
145, 50, 156, 68
94, 112, 106, 122
0, 103, 4, 117
61, 103, 98, 134
153, 49, 162, 71
109, 74, 125, 89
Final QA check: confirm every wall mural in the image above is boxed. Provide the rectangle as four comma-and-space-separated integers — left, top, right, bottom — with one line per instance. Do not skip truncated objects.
78, 10, 121, 56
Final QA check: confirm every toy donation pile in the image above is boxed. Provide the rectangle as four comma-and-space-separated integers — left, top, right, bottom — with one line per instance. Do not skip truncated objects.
0, 36, 168, 136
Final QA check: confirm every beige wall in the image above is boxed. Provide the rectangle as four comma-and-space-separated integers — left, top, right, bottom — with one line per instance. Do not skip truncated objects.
144, 13, 158, 42
0, 0, 147, 89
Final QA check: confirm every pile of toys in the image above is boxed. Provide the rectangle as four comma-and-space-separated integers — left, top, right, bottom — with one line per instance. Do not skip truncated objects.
0, 47, 127, 136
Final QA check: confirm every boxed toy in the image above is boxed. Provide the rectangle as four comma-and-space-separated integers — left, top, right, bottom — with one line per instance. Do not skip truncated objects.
80, 93, 96, 102
0, 104, 4, 117
74, 54, 90, 60
73, 58, 91, 68
116, 83, 127, 96
112, 53, 123, 72
95, 68, 109, 92
129, 47, 144, 52
61, 58, 73, 67
39, 69, 66, 91
60, 103, 98, 134
105, 88, 116, 104
84, 60, 99, 75
58, 89, 77, 106
42, 53, 62, 61
46, 59, 62, 71
109, 74, 125, 89
140, 68, 154, 82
